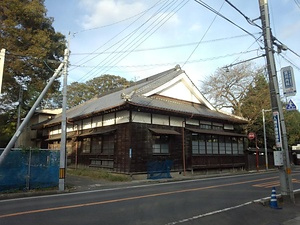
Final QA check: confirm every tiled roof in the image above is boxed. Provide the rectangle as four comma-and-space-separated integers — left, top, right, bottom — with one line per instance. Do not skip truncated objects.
45, 65, 247, 126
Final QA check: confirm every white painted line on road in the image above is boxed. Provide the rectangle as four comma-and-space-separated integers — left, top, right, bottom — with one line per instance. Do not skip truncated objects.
165, 201, 253, 225
165, 188, 300, 225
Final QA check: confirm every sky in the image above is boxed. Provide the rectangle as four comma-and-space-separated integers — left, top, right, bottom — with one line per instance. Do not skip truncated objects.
44, 0, 300, 110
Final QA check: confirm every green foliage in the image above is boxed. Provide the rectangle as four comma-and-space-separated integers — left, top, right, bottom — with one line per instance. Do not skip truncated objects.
67, 74, 133, 108
284, 110, 300, 146
239, 73, 274, 147
0, 0, 66, 146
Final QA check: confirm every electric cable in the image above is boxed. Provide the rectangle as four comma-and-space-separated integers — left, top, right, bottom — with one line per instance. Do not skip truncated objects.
193, 0, 258, 41
75, 0, 168, 33
73, 0, 176, 81
224, 0, 262, 29
92, 0, 189, 78
70, 49, 260, 69
294, 0, 300, 9
71, 0, 167, 67
183, 1, 225, 68
71, 33, 260, 56
78, 0, 189, 82
279, 54, 300, 71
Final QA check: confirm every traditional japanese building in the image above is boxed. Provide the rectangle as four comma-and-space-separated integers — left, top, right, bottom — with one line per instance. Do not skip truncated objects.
41, 65, 248, 174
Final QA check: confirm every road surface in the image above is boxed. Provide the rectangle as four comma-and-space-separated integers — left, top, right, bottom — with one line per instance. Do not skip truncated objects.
0, 168, 300, 225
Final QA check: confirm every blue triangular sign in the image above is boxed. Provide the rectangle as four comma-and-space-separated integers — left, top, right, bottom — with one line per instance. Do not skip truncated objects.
286, 99, 297, 111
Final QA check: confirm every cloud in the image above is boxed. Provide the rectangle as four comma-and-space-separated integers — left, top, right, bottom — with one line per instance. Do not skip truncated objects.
79, 0, 146, 29
189, 23, 202, 32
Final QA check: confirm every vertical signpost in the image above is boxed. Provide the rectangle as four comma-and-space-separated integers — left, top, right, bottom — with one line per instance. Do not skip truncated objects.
281, 66, 296, 97
272, 111, 282, 148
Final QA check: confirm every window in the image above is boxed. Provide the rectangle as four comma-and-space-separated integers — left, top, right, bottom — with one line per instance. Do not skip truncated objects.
212, 123, 223, 130
83, 134, 115, 155
200, 121, 211, 130
102, 135, 114, 155
192, 134, 199, 154
91, 136, 102, 153
225, 136, 232, 155
206, 135, 213, 154
219, 136, 226, 154
82, 138, 91, 153
152, 135, 169, 154
212, 135, 219, 154
192, 134, 206, 155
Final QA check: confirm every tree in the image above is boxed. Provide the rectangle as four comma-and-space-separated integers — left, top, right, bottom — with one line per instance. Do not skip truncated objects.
239, 73, 274, 148
66, 74, 133, 108
201, 63, 263, 116
0, 0, 66, 146
284, 110, 300, 146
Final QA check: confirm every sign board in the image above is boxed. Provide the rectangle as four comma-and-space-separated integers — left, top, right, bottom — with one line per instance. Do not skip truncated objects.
273, 111, 282, 148
286, 99, 297, 111
274, 151, 284, 166
281, 66, 296, 97
248, 132, 255, 140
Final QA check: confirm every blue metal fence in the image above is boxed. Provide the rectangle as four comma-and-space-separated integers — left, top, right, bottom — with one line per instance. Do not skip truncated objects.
0, 149, 59, 192
147, 160, 173, 179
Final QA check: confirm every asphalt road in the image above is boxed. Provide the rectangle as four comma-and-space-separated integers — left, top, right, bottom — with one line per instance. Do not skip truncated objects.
0, 168, 300, 225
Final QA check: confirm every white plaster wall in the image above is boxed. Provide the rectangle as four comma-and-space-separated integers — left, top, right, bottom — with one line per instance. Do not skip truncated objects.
103, 113, 115, 126
132, 111, 151, 124
152, 114, 169, 125
116, 111, 130, 124
92, 115, 102, 128
170, 116, 183, 127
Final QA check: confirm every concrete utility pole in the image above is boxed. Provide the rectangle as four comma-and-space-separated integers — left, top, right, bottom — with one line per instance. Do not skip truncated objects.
0, 60, 65, 166
258, 0, 294, 202
59, 48, 69, 191
0, 49, 6, 94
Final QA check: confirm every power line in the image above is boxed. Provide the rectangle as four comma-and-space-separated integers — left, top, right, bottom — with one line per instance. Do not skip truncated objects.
294, 0, 300, 9
77, 0, 189, 82
72, 0, 167, 67
193, 0, 259, 41
224, 0, 262, 29
92, 0, 189, 79
70, 49, 260, 69
279, 54, 300, 71
74, 0, 168, 33
72, 0, 176, 79
70, 33, 260, 56
183, 1, 225, 67
228, 34, 264, 67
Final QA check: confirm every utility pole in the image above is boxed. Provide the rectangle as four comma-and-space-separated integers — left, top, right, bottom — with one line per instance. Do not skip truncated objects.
0, 49, 6, 94
0, 61, 65, 165
59, 48, 69, 191
258, 0, 294, 202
